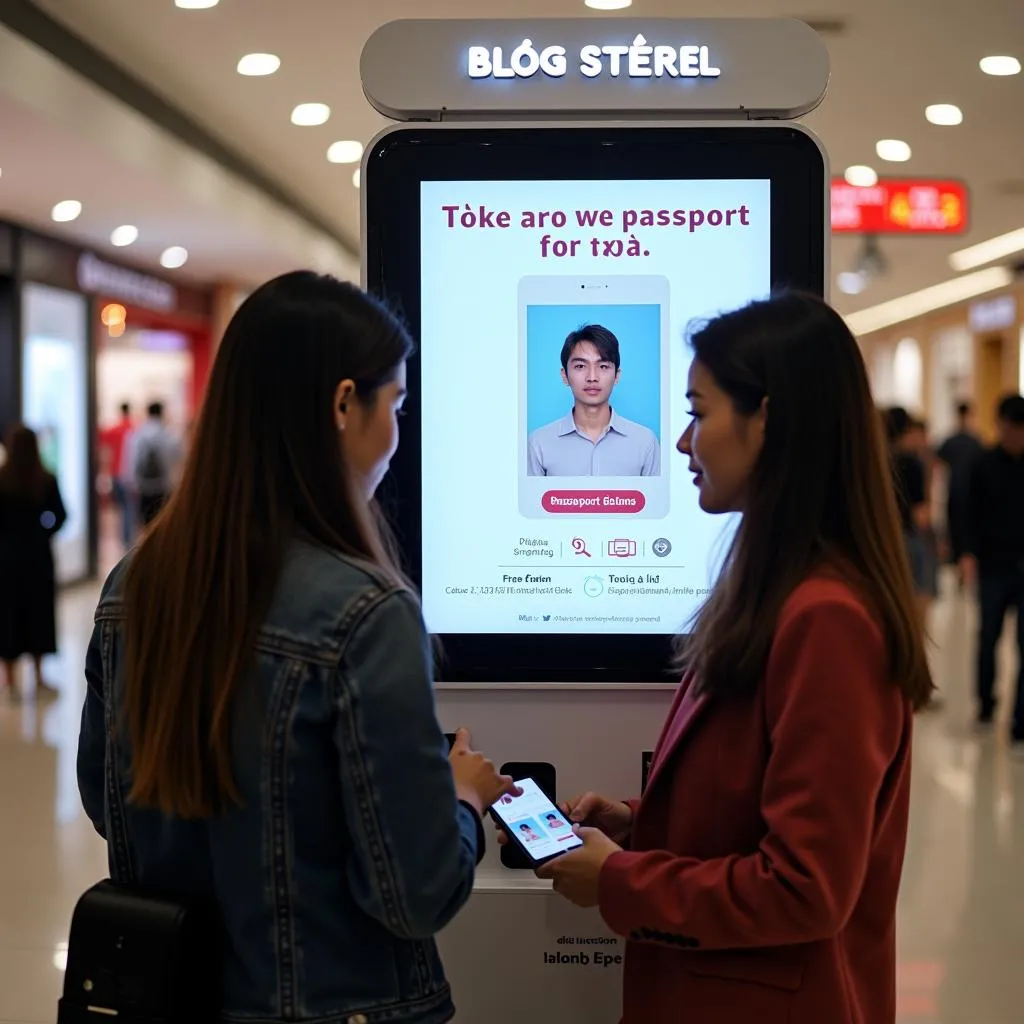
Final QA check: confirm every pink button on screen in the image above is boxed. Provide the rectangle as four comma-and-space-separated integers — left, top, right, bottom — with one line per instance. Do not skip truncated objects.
540, 490, 646, 514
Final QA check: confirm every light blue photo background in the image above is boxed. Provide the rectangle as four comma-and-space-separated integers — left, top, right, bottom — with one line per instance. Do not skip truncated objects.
525, 303, 661, 440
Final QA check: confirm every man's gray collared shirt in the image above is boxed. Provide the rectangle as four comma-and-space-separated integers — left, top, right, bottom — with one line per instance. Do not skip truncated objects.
527, 410, 661, 477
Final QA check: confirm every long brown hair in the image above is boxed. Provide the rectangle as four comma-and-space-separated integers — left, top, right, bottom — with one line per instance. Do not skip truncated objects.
123, 272, 414, 818
678, 292, 933, 709
0, 425, 49, 500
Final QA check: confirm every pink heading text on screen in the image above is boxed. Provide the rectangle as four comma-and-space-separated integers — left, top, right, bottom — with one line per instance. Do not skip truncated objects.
440, 203, 753, 258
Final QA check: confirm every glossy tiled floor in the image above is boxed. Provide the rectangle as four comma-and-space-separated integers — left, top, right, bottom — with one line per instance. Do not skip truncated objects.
0, 571, 1021, 1023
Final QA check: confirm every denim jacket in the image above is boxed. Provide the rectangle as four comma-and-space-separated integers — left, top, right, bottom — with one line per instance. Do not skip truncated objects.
77, 541, 483, 1024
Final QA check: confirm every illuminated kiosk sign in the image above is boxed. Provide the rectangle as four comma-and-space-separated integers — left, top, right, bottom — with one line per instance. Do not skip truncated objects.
361, 18, 829, 120
466, 37, 722, 80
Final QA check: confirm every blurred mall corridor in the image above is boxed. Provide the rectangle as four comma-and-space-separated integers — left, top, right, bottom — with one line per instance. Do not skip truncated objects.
0, 3, 1022, 1022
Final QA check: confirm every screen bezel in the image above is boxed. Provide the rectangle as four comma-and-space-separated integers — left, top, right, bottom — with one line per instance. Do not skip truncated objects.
488, 777, 583, 866
366, 125, 826, 684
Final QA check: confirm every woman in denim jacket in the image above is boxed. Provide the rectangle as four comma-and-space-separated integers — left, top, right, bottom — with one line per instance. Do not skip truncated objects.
77, 272, 513, 1024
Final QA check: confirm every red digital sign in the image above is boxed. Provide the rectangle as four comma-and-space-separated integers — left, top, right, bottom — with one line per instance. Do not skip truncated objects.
831, 179, 969, 234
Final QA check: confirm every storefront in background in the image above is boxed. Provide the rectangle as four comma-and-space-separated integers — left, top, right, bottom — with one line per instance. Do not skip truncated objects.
80, 252, 211, 421
20, 280, 91, 582
0, 223, 213, 583
860, 281, 1023, 443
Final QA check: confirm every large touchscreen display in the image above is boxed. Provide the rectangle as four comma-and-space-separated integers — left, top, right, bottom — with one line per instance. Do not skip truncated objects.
420, 178, 770, 635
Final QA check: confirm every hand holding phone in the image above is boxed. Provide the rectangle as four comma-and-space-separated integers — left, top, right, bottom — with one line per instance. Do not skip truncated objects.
495, 793, 632, 847
563, 792, 634, 844
489, 777, 584, 866
448, 728, 516, 814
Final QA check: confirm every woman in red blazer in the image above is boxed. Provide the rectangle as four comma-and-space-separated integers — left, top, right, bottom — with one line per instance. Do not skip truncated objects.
538, 292, 933, 1024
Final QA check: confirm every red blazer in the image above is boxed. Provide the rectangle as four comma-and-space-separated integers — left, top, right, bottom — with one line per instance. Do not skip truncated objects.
599, 576, 913, 1024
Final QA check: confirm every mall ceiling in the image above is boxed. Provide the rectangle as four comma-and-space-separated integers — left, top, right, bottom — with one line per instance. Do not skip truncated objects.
5, 0, 1024, 315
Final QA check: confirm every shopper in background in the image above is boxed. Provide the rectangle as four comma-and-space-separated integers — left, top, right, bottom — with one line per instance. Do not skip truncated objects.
77, 271, 513, 1024
960, 393, 1024, 742
0, 425, 67, 701
128, 400, 180, 527
98, 401, 136, 548
906, 417, 936, 500
937, 401, 984, 578
531, 293, 931, 1024
906, 416, 931, 462
908, 415, 943, 586
886, 407, 937, 629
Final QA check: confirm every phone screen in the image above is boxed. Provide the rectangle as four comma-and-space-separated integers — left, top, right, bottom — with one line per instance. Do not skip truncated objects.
491, 777, 583, 863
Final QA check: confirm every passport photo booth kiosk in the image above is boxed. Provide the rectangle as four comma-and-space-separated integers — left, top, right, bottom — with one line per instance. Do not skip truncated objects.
360, 18, 830, 1021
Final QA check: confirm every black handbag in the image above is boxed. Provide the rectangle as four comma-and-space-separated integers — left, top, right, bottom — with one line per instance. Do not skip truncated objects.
58, 879, 221, 1024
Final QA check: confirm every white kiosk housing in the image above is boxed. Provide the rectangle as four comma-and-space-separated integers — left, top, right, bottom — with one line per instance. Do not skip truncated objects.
360, 18, 830, 1021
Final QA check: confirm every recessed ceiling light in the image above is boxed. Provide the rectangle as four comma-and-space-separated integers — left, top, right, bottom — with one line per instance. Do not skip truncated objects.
925, 103, 963, 126
291, 103, 330, 126
980, 55, 1021, 77
175, 0, 219, 8
327, 140, 364, 164
237, 53, 280, 76
110, 225, 139, 247
352, 168, 361, 189
949, 226, 1024, 271
51, 200, 82, 223
160, 246, 189, 269
837, 271, 868, 295
844, 165, 878, 187
584, 0, 632, 8
875, 139, 912, 162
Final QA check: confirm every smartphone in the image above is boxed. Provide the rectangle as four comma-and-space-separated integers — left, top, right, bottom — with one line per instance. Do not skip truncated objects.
490, 777, 583, 867
499, 761, 556, 869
